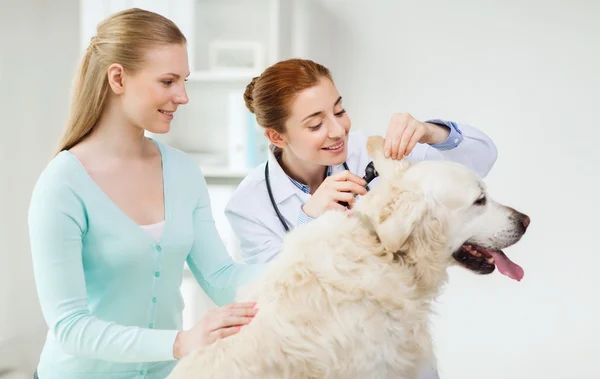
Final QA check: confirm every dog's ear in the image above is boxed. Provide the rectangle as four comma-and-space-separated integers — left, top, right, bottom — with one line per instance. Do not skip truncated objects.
366, 135, 413, 179
363, 185, 427, 252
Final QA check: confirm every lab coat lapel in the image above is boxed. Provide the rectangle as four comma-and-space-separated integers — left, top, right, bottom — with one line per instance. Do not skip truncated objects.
266, 148, 309, 230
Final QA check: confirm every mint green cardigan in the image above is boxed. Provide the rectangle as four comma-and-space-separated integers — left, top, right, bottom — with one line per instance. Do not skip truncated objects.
28, 140, 265, 379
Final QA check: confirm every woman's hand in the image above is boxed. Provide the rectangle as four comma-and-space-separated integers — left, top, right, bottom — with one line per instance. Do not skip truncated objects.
302, 171, 367, 218
384, 113, 450, 159
173, 302, 258, 359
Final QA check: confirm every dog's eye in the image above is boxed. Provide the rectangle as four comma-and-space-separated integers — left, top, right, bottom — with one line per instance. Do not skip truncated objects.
474, 196, 487, 206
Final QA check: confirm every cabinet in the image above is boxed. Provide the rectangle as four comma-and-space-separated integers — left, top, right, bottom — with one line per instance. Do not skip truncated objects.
80, 0, 294, 328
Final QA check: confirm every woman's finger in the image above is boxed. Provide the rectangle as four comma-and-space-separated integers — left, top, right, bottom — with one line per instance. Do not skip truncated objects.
207, 317, 241, 333
210, 326, 243, 342
388, 131, 403, 160
329, 171, 366, 186
220, 316, 254, 328
384, 120, 394, 158
208, 306, 257, 332
207, 313, 252, 332
334, 181, 368, 196
332, 191, 356, 204
395, 125, 416, 159
405, 127, 424, 156
227, 306, 259, 318
327, 202, 350, 212
226, 302, 257, 309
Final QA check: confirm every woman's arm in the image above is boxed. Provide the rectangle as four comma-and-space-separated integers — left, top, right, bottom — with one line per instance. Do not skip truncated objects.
414, 120, 497, 178
384, 113, 498, 178
28, 180, 179, 362
185, 174, 267, 305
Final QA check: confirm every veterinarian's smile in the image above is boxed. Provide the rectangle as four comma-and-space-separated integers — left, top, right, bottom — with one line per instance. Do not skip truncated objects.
321, 140, 345, 154
452, 243, 524, 281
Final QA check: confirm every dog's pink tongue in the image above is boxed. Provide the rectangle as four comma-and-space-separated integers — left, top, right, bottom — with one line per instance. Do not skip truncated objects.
489, 251, 524, 281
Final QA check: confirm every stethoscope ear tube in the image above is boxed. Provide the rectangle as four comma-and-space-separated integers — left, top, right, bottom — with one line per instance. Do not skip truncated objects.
265, 161, 291, 232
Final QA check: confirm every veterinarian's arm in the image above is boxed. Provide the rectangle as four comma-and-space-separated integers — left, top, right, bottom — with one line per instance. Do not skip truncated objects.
410, 120, 498, 178
186, 176, 267, 306
28, 182, 179, 363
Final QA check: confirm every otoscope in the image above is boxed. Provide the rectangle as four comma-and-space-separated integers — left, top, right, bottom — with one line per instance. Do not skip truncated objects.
338, 161, 379, 208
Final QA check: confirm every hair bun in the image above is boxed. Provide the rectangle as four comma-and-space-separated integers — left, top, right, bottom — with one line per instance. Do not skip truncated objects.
244, 77, 259, 113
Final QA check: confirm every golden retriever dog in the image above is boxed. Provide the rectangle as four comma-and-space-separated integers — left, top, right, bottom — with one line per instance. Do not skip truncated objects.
167, 136, 530, 379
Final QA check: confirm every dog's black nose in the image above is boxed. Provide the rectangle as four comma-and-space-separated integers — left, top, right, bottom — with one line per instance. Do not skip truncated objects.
518, 213, 530, 230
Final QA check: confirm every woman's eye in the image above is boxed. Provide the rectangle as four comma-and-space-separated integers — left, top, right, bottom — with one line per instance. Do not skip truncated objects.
335, 109, 346, 116
309, 122, 323, 130
162, 80, 173, 86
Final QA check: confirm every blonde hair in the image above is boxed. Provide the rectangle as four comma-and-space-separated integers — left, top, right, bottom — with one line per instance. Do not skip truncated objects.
56, 8, 186, 154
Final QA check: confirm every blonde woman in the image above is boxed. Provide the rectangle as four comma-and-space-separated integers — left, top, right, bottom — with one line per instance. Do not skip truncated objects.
28, 8, 263, 379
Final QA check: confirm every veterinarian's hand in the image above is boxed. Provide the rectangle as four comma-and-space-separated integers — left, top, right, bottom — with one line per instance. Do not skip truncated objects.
384, 113, 450, 159
173, 302, 258, 359
302, 170, 367, 218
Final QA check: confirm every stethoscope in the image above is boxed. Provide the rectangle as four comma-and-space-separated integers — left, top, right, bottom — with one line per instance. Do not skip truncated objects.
265, 160, 377, 232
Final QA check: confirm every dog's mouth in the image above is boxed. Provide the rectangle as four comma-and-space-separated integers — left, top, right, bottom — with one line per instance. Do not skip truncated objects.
452, 243, 524, 281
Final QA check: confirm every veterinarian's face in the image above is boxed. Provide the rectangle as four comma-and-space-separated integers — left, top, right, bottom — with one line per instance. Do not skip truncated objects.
281, 78, 351, 166
118, 43, 190, 134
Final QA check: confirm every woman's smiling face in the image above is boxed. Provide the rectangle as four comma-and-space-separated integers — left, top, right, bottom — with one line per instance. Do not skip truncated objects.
279, 78, 352, 166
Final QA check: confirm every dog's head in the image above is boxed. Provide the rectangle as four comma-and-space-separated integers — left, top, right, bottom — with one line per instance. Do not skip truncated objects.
355, 136, 530, 281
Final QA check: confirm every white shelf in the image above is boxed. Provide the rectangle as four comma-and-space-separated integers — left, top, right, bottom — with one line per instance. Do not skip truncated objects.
188, 70, 259, 83
186, 152, 249, 179
200, 165, 249, 179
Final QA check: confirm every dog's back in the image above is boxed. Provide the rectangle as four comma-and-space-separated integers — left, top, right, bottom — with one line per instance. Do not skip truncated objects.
168, 210, 433, 379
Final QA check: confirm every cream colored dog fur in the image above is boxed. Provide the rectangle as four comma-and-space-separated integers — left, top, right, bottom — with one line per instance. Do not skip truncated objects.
167, 136, 530, 379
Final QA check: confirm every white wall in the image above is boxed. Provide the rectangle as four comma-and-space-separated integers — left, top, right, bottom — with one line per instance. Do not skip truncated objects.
296, 1, 600, 378
2, 0, 598, 377
0, 0, 80, 373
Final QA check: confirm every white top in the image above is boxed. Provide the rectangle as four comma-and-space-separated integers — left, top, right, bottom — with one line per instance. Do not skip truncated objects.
140, 220, 165, 243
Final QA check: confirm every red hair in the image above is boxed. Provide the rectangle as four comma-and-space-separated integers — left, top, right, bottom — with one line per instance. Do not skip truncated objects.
244, 58, 334, 134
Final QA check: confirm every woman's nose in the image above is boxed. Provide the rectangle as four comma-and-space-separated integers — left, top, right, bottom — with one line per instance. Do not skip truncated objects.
175, 88, 189, 105
328, 118, 346, 138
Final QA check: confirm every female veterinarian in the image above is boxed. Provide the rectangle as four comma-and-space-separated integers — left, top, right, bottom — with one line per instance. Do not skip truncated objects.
224, 58, 499, 379
28, 8, 264, 379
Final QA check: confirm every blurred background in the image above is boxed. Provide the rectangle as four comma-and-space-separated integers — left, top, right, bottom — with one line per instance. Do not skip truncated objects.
1, 0, 599, 378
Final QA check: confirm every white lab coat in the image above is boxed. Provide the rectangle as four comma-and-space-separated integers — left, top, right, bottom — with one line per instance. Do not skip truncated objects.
223, 124, 497, 379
